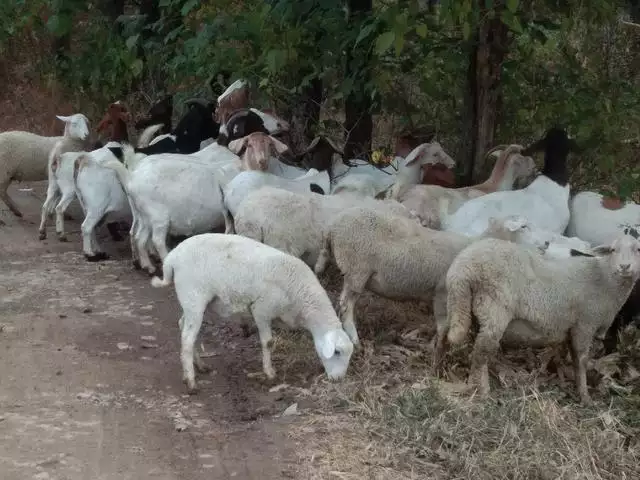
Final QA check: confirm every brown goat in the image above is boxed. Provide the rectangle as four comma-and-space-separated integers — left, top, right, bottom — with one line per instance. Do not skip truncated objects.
97, 101, 131, 142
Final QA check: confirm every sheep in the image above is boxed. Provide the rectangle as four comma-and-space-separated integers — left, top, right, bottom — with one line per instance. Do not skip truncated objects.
150, 233, 355, 393
233, 186, 418, 268
215, 79, 250, 124
389, 145, 536, 228
434, 233, 640, 404
96, 101, 130, 142
217, 108, 291, 147
38, 142, 122, 242
295, 136, 344, 173
102, 144, 233, 273
227, 131, 291, 172
0, 113, 90, 217
331, 141, 456, 196
442, 127, 578, 236
222, 168, 331, 233
135, 94, 173, 135
315, 211, 568, 347
72, 148, 133, 260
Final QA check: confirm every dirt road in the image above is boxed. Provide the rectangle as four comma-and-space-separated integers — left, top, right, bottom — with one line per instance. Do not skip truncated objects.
0, 182, 306, 480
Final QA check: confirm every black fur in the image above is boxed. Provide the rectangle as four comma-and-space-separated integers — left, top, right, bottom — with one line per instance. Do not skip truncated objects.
135, 94, 173, 134
135, 137, 180, 155
173, 102, 220, 154
521, 127, 576, 187
217, 109, 267, 147
107, 146, 124, 163
309, 183, 325, 195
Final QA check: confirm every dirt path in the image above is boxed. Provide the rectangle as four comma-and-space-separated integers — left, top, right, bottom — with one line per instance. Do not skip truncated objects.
0, 182, 305, 480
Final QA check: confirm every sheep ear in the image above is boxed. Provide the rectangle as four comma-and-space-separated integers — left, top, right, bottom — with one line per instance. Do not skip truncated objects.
269, 136, 290, 155
404, 144, 428, 166
321, 331, 337, 359
570, 249, 594, 257
591, 244, 613, 256
56, 115, 71, 123
227, 136, 248, 154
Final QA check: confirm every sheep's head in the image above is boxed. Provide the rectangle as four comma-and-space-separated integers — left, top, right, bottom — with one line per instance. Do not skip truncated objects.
97, 102, 131, 135
522, 127, 581, 158
313, 328, 354, 380
592, 234, 640, 280
228, 132, 290, 171
57, 113, 90, 140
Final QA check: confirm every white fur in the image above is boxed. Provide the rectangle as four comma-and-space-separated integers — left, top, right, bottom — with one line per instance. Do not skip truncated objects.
566, 190, 640, 246
150, 233, 354, 393
222, 169, 331, 233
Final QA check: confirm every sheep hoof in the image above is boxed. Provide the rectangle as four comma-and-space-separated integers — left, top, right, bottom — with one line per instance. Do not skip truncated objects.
85, 252, 109, 262
184, 380, 199, 395
38, 231, 46, 240
57, 234, 68, 242
132, 260, 142, 270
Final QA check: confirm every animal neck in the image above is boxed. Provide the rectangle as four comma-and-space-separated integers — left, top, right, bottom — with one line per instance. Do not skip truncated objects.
541, 151, 569, 186
397, 159, 422, 185
112, 118, 129, 142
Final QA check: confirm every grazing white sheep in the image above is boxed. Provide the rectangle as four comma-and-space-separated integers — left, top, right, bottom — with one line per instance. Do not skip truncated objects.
233, 186, 418, 268
389, 144, 536, 229
1, 114, 90, 217
442, 128, 577, 236
222, 168, 331, 234
150, 233, 355, 393
330, 141, 456, 196
434, 233, 640, 404
315, 210, 569, 346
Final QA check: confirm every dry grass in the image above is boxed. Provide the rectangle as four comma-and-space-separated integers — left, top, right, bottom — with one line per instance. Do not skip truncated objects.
268, 264, 640, 479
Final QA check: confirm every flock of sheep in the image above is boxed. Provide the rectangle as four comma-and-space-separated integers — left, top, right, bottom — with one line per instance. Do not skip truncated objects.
2, 78, 640, 405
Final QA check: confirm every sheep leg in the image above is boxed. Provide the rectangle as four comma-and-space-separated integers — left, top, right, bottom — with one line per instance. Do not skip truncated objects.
54, 191, 76, 242
0, 177, 22, 217
135, 223, 155, 274
150, 223, 170, 260
338, 289, 361, 347
38, 182, 60, 239
569, 328, 592, 405
81, 213, 108, 262
431, 284, 449, 376
250, 306, 276, 380
468, 303, 510, 397
179, 308, 206, 394
179, 315, 211, 374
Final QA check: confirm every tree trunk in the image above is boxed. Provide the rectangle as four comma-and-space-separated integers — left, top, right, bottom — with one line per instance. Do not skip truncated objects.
344, 0, 373, 160
458, 16, 511, 185
287, 77, 323, 153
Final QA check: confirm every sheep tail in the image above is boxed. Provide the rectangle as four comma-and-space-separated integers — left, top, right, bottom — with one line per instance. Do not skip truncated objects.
314, 230, 331, 276
151, 261, 174, 288
446, 276, 473, 345
137, 124, 165, 148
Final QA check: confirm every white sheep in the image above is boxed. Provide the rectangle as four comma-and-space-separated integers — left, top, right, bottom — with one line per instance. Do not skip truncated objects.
150, 233, 354, 393
221, 168, 331, 234
0, 114, 90, 217
388, 144, 536, 229
566, 190, 640, 246
314, 210, 568, 347
442, 128, 577, 236
434, 233, 640, 404
330, 141, 456, 196
233, 186, 418, 268
38, 142, 120, 241
102, 145, 231, 273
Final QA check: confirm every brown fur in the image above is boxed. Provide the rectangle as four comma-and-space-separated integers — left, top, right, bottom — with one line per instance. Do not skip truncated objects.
97, 102, 131, 142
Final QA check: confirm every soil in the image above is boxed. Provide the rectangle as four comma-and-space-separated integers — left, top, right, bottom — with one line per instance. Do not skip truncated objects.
0, 181, 306, 480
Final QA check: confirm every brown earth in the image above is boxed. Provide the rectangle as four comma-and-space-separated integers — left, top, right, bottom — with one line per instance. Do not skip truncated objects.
0, 181, 313, 480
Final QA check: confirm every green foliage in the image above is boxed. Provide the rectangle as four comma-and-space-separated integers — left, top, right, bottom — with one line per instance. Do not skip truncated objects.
2, 0, 640, 195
